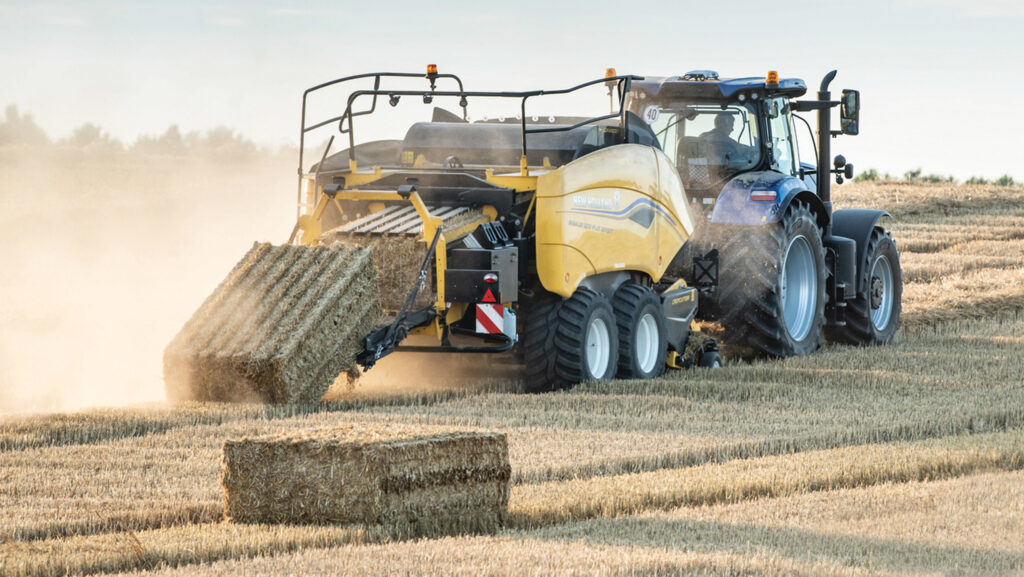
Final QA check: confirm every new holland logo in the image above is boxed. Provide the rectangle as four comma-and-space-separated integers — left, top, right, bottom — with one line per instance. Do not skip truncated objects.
571, 191, 621, 210
567, 197, 678, 230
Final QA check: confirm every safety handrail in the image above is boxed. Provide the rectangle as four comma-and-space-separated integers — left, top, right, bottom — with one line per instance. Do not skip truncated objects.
296, 71, 643, 208
298, 72, 467, 208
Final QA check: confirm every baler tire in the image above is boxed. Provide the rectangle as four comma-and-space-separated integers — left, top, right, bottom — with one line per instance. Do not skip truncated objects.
825, 227, 902, 345
554, 287, 619, 386
697, 350, 724, 368
613, 282, 667, 379
521, 290, 563, 393
716, 200, 826, 357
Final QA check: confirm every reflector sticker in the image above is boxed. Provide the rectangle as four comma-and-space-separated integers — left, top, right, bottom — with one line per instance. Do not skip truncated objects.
476, 304, 504, 334
750, 189, 778, 201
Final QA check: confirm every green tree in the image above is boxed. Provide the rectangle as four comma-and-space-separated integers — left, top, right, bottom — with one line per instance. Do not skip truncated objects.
0, 105, 50, 146
854, 168, 878, 182
67, 123, 123, 151
132, 125, 187, 155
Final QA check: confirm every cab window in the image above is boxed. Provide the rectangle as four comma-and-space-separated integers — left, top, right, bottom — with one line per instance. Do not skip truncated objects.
768, 98, 798, 177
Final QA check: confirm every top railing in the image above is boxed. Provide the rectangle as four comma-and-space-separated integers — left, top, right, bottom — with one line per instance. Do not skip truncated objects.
297, 68, 643, 199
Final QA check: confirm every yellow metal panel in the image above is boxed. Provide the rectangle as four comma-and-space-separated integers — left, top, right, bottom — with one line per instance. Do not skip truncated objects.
484, 169, 539, 192
535, 144, 693, 297
537, 245, 596, 298
655, 149, 695, 237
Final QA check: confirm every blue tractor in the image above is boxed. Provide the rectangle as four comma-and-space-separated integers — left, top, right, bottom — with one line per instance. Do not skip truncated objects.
630, 70, 901, 356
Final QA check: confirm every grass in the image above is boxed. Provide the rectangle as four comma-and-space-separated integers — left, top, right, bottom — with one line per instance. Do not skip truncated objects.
100, 538, 891, 577
508, 428, 1024, 528
3, 429, 1023, 577
532, 469, 1024, 576
0, 523, 381, 577
4, 313, 1024, 546
3, 181, 1024, 576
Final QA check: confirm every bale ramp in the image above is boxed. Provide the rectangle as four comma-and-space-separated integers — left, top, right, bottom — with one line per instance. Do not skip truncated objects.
221, 424, 510, 538
163, 242, 381, 404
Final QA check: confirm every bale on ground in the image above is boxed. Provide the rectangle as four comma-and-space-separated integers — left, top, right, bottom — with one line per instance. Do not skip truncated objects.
163, 243, 382, 404
220, 424, 510, 538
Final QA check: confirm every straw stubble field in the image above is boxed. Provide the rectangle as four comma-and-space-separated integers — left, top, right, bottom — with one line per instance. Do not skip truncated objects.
3, 181, 1024, 576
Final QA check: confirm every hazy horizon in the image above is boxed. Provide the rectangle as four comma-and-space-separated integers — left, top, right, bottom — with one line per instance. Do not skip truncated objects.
3, 0, 1023, 181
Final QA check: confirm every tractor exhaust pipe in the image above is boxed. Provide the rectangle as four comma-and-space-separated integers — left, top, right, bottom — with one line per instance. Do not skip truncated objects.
817, 70, 837, 231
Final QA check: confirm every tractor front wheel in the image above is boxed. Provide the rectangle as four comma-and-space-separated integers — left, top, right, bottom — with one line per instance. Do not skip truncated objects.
825, 227, 902, 345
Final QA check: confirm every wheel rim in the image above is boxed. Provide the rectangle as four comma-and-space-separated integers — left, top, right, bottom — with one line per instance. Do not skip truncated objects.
870, 254, 894, 330
635, 313, 659, 374
585, 316, 611, 378
780, 235, 818, 342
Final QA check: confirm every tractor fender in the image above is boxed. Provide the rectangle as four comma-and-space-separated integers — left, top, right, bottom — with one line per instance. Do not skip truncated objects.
831, 209, 891, 294
710, 171, 827, 228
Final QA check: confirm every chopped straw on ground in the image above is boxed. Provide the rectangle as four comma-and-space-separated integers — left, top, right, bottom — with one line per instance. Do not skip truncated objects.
221, 423, 510, 538
163, 243, 381, 404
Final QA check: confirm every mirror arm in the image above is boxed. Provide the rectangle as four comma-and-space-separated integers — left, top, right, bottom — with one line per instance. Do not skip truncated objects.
792, 100, 837, 112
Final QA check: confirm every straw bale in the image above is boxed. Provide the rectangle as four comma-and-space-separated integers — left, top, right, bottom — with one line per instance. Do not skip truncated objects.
320, 209, 487, 311
164, 243, 382, 404
221, 424, 509, 537
336, 235, 432, 311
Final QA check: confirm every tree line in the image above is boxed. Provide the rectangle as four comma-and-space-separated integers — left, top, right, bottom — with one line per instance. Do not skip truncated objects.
0, 105, 294, 160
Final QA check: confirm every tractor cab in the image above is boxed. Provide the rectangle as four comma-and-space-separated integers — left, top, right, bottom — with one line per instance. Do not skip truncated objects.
627, 71, 808, 212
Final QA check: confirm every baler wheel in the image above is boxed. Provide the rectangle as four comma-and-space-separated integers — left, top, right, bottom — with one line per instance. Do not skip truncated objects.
554, 287, 619, 385
613, 282, 667, 379
520, 290, 563, 392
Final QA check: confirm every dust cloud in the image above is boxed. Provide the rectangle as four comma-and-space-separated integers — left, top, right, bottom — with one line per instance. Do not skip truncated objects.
326, 334, 525, 403
0, 147, 294, 414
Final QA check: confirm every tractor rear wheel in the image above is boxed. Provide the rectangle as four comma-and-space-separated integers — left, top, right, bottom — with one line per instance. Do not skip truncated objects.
825, 227, 902, 345
613, 282, 667, 379
554, 287, 619, 386
716, 200, 826, 357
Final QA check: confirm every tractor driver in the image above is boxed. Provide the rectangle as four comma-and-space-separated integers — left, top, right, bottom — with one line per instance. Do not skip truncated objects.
699, 113, 757, 167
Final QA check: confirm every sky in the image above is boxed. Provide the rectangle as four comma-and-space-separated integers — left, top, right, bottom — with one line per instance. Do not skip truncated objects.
2, 0, 1023, 180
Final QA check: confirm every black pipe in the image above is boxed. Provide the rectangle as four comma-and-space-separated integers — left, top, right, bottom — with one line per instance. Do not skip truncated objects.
817, 70, 837, 231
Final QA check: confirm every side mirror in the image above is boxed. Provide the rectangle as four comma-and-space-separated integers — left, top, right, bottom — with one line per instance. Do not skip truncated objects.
840, 89, 859, 135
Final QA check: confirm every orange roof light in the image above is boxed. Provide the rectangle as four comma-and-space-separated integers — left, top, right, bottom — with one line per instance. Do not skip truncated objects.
605, 67, 617, 79
766, 70, 779, 87
426, 64, 438, 76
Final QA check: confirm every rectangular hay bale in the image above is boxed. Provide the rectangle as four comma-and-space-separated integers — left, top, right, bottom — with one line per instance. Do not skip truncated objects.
320, 208, 488, 311
163, 242, 382, 404
220, 424, 510, 537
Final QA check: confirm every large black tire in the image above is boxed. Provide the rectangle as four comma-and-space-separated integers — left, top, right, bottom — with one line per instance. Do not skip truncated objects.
825, 227, 902, 345
520, 290, 563, 393
554, 287, 619, 386
613, 282, 667, 379
716, 200, 827, 357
